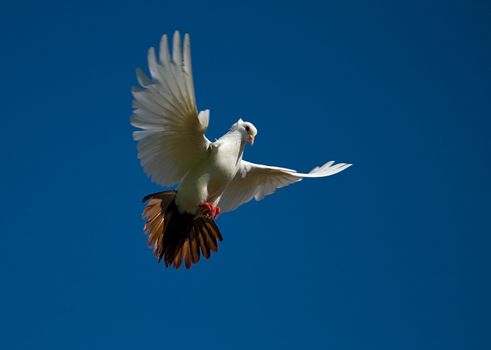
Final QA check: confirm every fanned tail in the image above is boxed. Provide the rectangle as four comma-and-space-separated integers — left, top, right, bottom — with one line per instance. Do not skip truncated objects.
141, 191, 223, 269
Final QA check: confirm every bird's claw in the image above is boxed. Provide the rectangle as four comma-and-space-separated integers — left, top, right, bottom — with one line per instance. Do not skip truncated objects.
199, 201, 221, 218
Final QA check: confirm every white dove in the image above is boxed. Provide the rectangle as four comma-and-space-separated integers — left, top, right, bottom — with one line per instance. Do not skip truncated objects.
131, 31, 352, 269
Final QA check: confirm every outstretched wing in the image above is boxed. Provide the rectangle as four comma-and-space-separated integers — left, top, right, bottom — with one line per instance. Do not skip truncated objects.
131, 31, 211, 186
218, 160, 352, 213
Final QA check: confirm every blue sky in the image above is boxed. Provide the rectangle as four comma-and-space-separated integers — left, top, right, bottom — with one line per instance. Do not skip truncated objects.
1, 0, 490, 349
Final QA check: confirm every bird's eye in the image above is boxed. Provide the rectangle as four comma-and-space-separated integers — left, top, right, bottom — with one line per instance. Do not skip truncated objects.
245, 125, 250, 132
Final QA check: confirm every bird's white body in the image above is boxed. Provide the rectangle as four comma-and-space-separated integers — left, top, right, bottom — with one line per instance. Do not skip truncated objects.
132, 31, 353, 269
176, 130, 245, 213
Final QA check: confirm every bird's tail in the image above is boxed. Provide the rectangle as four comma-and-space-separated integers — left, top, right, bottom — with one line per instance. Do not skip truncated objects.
141, 191, 223, 269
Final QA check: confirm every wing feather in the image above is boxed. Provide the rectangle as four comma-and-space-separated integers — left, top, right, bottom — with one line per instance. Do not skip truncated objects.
218, 160, 352, 212
131, 32, 210, 186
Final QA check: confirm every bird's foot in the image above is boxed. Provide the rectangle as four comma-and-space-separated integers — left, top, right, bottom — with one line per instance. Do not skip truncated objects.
214, 206, 221, 217
199, 201, 221, 218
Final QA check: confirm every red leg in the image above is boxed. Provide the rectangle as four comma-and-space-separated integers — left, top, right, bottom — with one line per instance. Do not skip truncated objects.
199, 201, 214, 216
199, 201, 221, 218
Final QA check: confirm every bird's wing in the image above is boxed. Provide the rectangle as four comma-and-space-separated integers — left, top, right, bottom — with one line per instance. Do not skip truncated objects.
131, 32, 211, 186
218, 160, 352, 213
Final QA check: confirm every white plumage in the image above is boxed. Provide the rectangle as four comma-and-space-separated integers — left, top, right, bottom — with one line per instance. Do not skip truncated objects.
131, 32, 352, 269
218, 160, 351, 213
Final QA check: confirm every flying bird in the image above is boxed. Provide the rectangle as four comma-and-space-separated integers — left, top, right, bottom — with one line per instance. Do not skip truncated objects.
131, 31, 351, 269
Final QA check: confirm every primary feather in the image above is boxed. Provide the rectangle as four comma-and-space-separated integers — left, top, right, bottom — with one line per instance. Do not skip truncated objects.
131, 32, 210, 187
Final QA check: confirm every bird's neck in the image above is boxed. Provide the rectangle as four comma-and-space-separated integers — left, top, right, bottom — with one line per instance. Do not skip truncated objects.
219, 130, 246, 165
220, 130, 243, 145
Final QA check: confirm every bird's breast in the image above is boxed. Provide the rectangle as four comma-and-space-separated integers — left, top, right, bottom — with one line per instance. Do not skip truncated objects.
206, 146, 240, 199
176, 139, 243, 213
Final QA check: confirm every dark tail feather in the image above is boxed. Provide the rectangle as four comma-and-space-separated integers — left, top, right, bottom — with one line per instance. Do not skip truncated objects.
141, 191, 223, 270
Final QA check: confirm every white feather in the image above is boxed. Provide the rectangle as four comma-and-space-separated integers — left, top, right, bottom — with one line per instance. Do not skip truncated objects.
131, 31, 210, 186
218, 160, 352, 212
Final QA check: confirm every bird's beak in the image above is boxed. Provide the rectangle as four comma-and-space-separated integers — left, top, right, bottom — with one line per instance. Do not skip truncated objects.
247, 135, 254, 145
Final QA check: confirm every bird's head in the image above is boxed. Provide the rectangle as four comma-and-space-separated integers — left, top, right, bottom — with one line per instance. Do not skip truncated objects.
231, 118, 257, 145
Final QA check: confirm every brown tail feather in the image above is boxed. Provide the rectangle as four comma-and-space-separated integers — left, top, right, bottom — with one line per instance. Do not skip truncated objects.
141, 191, 223, 270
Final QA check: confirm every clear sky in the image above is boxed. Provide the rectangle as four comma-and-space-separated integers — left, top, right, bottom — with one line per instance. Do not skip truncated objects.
1, 0, 490, 349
